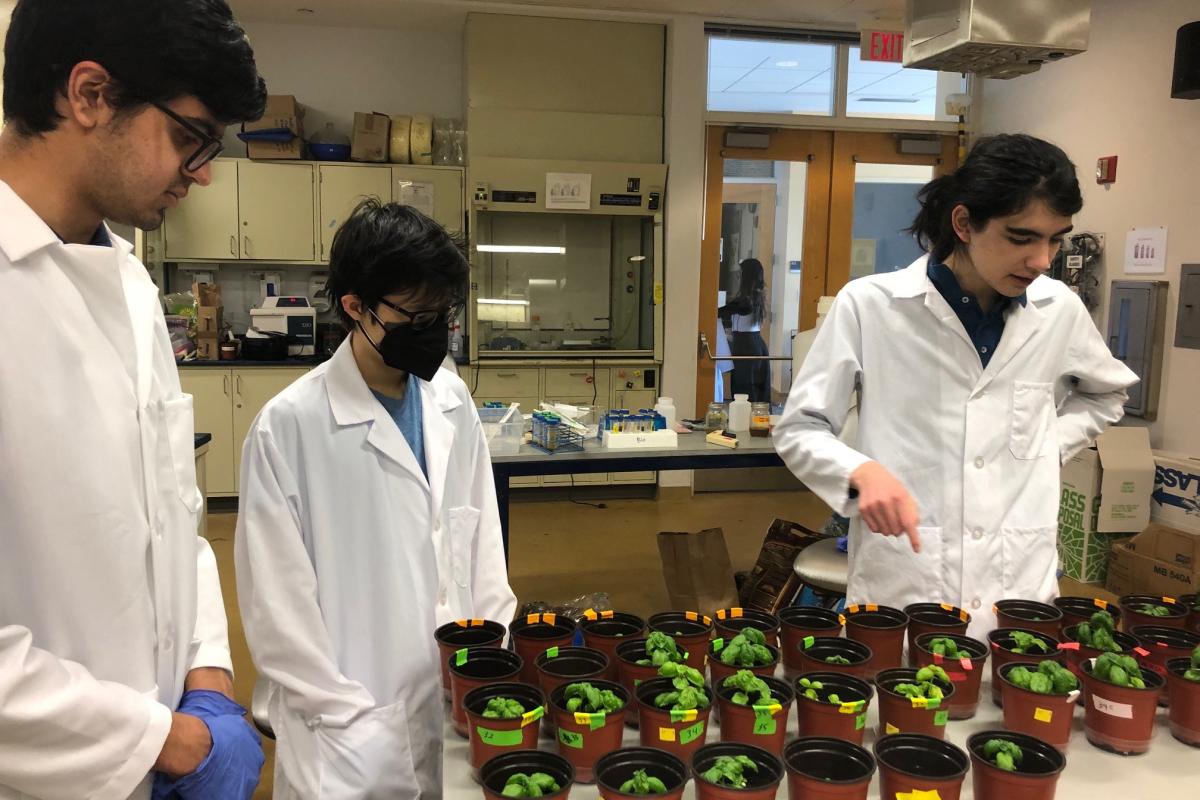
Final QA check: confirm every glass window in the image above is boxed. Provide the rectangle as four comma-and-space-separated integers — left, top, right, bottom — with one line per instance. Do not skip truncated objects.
849, 163, 934, 278
846, 45, 965, 120
707, 36, 836, 116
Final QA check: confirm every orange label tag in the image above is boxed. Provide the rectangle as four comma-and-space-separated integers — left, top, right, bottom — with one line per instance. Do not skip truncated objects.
685, 611, 699, 621
1094, 599, 1108, 609
731, 608, 744, 618
866, 603, 878, 612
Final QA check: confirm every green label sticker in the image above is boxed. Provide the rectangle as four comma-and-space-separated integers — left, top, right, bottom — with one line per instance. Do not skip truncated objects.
753, 717, 777, 735
546, 647, 559, 658
855, 713, 867, 731
933, 710, 949, 726
475, 726, 523, 747
802, 636, 815, 649
454, 648, 468, 666
678, 720, 706, 745
712, 638, 725, 652
634, 679, 642, 687
557, 728, 584, 749
588, 712, 607, 731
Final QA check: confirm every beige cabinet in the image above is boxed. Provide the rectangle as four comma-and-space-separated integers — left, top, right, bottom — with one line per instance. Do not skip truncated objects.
238, 162, 316, 262
318, 164, 393, 262
179, 369, 236, 495
232, 368, 310, 487
393, 165, 465, 235
162, 159, 240, 261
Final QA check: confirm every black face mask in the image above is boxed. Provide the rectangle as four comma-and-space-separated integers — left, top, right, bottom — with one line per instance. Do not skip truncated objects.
359, 310, 448, 381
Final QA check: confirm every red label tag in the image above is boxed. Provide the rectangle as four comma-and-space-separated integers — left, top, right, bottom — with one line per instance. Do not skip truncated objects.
960, 658, 974, 672
932, 653, 945, 664
1059, 642, 1081, 651
1134, 647, 1151, 658
949, 671, 967, 682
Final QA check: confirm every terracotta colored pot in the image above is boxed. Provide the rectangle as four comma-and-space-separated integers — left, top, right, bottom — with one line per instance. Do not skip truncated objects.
795, 636, 873, 680
549, 679, 629, 783
903, 603, 970, 664
1118, 594, 1189, 632
911, 632, 988, 720
636, 677, 714, 765
874, 667, 955, 739
997, 662, 1079, 751
479, 749, 573, 800
692, 742, 784, 800
594, 747, 688, 800
464, 682, 546, 782
709, 639, 780, 689
792, 672, 873, 746
536, 647, 609, 732
449, 646, 523, 738
986, 628, 1062, 707
648, 611, 715, 672
994, 599, 1063, 638
1166, 656, 1200, 747
1179, 594, 1200, 635
1079, 657, 1167, 755
580, 611, 646, 683
1057, 623, 1140, 688
614, 638, 667, 718
783, 737, 874, 800
509, 613, 578, 687
779, 607, 843, 679
967, 730, 1066, 800
714, 676, 794, 756
714, 608, 782, 648
873, 734, 968, 800
1131, 624, 1200, 705
1054, 596, 1122, 638
435, 619, 506, 699
842, 604, 908, 675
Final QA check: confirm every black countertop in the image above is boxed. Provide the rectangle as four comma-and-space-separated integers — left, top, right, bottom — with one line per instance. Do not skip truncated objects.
179, 356, 330, 368
195, 433, 212, 448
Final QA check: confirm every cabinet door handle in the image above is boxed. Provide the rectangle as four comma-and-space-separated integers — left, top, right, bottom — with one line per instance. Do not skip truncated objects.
223, 374, 230, 396
569, 372, 588, 378
235, 375, 243, 396
229, 235, 237, 256
243, 236, 252, 258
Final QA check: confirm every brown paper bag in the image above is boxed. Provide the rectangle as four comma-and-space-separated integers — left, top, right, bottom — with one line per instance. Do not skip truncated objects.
737, 519, 828, 612
657, 528, 738, 613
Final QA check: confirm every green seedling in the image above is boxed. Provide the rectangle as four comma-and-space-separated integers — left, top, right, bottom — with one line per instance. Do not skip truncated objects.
796, 677, 846, 705
718, 627, 774, 667
481, 697, 525, 719
927, 637, 963, 658
723, 669, 776, 706
983, 739, 1024, 773
892, 666, 951, 700
1183, 644, 1200, 682
1006, 660, 1078, 694
1007, 631, 1050, 655
1073, 611, 1121, 653
701, 755, 758, 788
1093, 652, 1147, 688
502, 772, 561, 798
653, 660, 711, 710
825, 655, 852, 665
562, 682, 625, 714
636, 631, 687, 667
1135, 603, 1173, 617
619, 769, 668, 795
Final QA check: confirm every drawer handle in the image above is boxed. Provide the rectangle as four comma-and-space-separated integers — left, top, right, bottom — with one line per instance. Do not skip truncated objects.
229, 235, 237, 256
496, 372, 518, 378
568, 372, 589, 378
223, 374, 230, 396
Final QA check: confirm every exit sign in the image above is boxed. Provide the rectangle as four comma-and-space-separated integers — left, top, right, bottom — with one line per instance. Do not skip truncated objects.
861, 29, 905, 63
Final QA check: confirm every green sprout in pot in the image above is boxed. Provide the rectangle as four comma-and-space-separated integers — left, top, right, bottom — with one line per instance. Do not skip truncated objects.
1006, 661, 1078, 694
1184, 645, 1200, 682
926, 637, 963, 658
796, 676, 843, 705
482, 697, 526, 719
983, 739, 1023, 772
636, 631, 687, 667
1135, 603, 1173, 617
502, 773, 561, 798
619, 769, 668, 796
723, 670, 777, 706
893, 666, 952, 701
824, 654, 852, 665
1092, 652, 1147, 688
562, 682, 625, 714
718, 627, 774, 667
1008, 631, 1050, 655
701, 755, 758, 788
1073, 611, 1121, 653
653, 661, 711, 710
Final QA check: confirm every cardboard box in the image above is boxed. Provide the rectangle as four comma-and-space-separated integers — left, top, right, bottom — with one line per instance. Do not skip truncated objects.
1105, 523, 1200, 598
1152, 450, 1200, 534
351, 112, 390, 162
247, 138, 304, 160
244, 94, 304, 160
1057, 427, 1156, 583
196, 306, 223, 334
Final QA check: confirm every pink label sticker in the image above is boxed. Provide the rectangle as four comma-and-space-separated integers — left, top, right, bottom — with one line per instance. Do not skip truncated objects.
1092, 695, 1134, 719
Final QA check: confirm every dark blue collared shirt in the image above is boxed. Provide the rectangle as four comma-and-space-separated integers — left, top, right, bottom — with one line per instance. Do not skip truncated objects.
927, 260, 1026, 368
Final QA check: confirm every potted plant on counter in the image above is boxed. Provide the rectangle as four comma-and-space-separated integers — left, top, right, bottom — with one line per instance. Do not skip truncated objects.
1129, 624, 1200, 705
549, 680, 629, 783
535, 646, 610, 732
1118, 594, 1189, 631
873, 734, 969, 800
449, 646, 524, 738
714, 670, 794, 755
782, 737, 875, 800
795, 636, 873, 679
464, 683, 546, 781
842, 604, 909, 674
714, 608, 782, 648
997, 661, 1079, 750
1166, 645, 1200, 746
1059, 611, 1139, 686
615, 633, 687, 710
635, 662, 713, 763
911, 632, 989, 719
903, 603, 971, 661
595, 747, 689, 800
692, 743, 784, 800
648, 611, 715, 672
709, 627, 780, 688
1054, 596, 1121, 638
1080, 652, 1166, 755
778, 607, 843, 679
479, 751, 573, 800
434, 619, 506, 699
986, 628, 1062, 706
792, 671, 873, 746
994, 599, 1063, 637
580, 609, 647, 682
509, 613, 579, 686
966, 731, 1067, 800
874, 666, 955, 739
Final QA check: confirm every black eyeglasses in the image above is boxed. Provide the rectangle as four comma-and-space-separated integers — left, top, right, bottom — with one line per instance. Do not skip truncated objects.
373, 298, 463, 331
151, 102, 224, 172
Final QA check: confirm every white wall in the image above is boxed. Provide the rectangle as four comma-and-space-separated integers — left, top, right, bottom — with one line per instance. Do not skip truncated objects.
976, 0, 1200, 455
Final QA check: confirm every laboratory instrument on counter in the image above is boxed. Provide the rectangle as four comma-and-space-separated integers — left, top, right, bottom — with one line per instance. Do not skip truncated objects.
705, 402, 728, 432
750, 402, 771, 437
728, 394, 751, 433
249, 296, 316, 356
705, 430, 739, 449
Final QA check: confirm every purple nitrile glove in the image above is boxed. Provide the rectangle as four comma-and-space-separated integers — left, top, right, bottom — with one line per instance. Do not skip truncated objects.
152, 695, 263, 800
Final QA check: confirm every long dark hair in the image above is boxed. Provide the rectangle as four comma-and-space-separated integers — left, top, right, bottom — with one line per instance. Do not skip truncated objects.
734, 258, 766, 325
909, 134, 1082, 263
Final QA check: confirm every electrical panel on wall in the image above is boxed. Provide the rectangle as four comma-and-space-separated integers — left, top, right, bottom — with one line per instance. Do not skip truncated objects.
1107, 280, 1168, 420
1050, 232, 1103, 310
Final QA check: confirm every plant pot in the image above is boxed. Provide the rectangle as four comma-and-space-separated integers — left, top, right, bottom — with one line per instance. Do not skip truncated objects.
1079, 657, 1167, 755
782, 737, 874, 800
435, 619, 506, 699
1180, 593, 1200, 635
714, 676, 795, 756
997, 662, 1079, 751
779, 607, 843, 679
614, 638, 666, 723
1057, 623, 1140, 690
1166, 656, 1200, 747
795, 636, 872, 680
580, 610, 646, 683
636, 677, 714, 765
911, 632, 989, 720
873, 734, 969, 800
874, 667, 956, 739
709, 639, 781, 689
449, 646, 524, 738
510, 613, 578, 687
594, 747, 688, 800
549, 679, 629, 783
479, 749, 573, 800
903, 603, 970, 665
994, 599, 1063, 638
1118, 594, 1189, 632
536, 647, 610, 732
649, 611, 715, 672
987, 628, 1062, 707
1054, 595, 1122, 638
1131, 624, 1200, 705
842, 604, 908, 675
714, 608, 782, 648
967, 730, 1066, 800
791, 672, 873, 746
692, 742, 784, 800
464, 682, 546, 782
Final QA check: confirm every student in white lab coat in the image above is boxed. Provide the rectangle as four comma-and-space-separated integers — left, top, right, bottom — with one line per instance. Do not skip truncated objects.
0, 2, 267, 798
775, 134, 1138, 638
235, 200, 518, 798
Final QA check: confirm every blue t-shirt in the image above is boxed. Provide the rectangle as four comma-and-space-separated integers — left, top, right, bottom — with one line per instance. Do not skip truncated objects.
371, 373, 426, 477
926, 260, 1027, 368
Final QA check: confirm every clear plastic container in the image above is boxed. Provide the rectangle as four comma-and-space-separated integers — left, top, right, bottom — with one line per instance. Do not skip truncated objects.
750, 402, 771, 437
729, 394, 751, 432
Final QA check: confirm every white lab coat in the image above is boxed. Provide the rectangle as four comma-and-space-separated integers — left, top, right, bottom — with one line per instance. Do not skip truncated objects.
775, 257, 1137, 638
235, 338, 517, 799
0, 181, 232, 799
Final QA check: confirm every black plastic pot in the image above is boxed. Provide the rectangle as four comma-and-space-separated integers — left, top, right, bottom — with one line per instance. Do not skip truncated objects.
595, 747, 689, 800
480, 750, 574, 800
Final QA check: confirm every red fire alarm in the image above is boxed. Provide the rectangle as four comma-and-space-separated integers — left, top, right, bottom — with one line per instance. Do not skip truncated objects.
1096, 155, 1118, 184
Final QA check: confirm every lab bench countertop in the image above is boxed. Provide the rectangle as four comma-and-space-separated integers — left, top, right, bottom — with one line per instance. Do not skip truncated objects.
177, 356, 330, 368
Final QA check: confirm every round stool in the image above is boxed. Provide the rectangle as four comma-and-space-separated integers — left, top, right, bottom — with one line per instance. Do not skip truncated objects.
792, 536, 849, 595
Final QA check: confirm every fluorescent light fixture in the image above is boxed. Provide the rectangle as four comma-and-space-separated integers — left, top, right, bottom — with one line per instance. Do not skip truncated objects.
476, 298, 528, 323
477, 298, 530, 306
528, 279, 559, 288
476, 244, 566, 254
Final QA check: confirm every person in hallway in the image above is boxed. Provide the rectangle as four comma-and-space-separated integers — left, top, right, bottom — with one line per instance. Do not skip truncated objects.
0, 2, 267, 798
774, 134, 1137, 639
235, 200, 518, 798
719, 257, 771, 402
